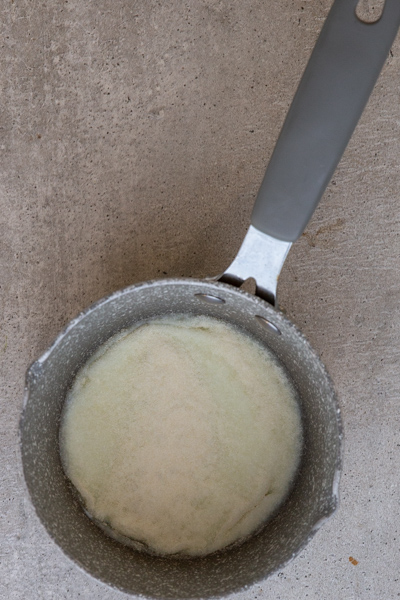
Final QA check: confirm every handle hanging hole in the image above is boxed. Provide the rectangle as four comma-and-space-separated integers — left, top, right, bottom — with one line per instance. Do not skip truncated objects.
355, 0, 386, 24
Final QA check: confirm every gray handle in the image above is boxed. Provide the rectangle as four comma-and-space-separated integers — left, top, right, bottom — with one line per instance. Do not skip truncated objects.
252, 0, 400, 242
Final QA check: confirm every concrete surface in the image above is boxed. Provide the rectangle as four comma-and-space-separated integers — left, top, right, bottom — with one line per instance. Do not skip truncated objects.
1, 0, 400, 598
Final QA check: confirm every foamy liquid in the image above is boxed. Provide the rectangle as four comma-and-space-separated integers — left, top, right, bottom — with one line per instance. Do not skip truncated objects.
60, 316, 302, 556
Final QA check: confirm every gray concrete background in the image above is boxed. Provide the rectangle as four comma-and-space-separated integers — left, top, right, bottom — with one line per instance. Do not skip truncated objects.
1, 0, 400, 598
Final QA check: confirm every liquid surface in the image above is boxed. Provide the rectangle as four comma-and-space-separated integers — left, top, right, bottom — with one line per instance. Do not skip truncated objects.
60, 316, 302, 557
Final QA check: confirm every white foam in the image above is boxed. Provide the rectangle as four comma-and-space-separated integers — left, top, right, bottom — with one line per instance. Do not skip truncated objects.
60, 316, 302, 556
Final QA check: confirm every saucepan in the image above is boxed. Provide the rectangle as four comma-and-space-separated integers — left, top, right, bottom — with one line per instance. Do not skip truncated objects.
20, 1, 400, 597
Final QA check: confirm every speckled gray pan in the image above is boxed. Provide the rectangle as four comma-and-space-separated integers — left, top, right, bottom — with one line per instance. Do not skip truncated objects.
21, 279, 341, 599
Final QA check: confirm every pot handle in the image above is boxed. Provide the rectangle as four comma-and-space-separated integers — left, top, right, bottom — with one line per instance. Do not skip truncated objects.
252, 0, 400, 243
221, 0, 400, 305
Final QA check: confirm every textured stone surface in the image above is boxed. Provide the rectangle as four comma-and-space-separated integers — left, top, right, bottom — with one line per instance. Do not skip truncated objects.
1, 0, 400, 598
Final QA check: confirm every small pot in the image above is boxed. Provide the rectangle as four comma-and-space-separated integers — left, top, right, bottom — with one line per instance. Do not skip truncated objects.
20, 1, 400, 598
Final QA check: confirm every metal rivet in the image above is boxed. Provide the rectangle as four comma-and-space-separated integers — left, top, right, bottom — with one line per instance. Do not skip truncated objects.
255, 315, 281, 335
194, 293, 226, 305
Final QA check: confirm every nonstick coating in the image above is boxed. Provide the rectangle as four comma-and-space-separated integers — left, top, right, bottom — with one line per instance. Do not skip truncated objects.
20, 278, 342, 599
